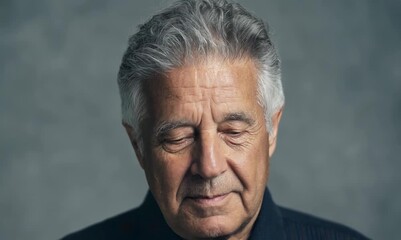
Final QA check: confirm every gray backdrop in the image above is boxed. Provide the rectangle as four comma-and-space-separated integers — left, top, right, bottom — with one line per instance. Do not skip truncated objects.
1, 0, 400, 239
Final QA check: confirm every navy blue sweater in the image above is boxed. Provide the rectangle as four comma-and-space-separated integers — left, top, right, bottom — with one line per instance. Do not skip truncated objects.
62, 189, 369, 239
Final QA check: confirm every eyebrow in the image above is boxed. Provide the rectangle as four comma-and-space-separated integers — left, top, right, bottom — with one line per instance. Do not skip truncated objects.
221, 112, 255, 126
154, 120, 194, 139
154, 112, 254, 138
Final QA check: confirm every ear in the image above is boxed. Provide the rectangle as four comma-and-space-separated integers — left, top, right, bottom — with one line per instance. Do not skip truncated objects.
122, 122, 145, 169
268, 108, 283, 158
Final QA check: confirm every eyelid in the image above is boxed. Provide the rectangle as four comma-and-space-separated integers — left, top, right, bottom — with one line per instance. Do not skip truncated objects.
219, 120, 249, 133
158, 126, 195, 151
219, 128, 248, 147
162, 135, 195, 153
221, 120, 250, 128
231, 131, 243, 136
165, 135, 194, 142
158, 126, 194, 140
222, 130, 246, 138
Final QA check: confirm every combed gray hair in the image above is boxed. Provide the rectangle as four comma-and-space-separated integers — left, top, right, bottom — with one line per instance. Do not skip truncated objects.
118, 0, 284, 151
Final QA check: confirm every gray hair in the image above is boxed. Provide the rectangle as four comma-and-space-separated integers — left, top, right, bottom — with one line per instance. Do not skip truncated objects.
118, 0, 284, 151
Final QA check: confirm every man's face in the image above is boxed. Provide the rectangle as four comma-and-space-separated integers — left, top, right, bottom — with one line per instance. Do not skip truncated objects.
128, 58, 281, 239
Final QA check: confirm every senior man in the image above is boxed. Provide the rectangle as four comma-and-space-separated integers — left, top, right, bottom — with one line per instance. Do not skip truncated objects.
63, 0, 369, 239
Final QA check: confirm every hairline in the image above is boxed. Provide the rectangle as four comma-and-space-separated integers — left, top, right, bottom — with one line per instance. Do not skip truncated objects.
118, 0, 285, 153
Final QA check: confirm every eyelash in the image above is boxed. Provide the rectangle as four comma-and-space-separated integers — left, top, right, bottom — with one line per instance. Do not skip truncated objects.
224, 130, 243, 137
161, 136, 195, 152
165, 137, 190, 144
160, 129, 247, 152
221, 130, 247, 146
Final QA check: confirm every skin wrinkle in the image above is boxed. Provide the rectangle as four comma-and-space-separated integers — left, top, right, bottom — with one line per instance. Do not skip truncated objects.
155, 111, 255, 145
117, 1, 287, 237
128, 57, 282, 240
165, 86, 242, 103
119, 2, 285, 147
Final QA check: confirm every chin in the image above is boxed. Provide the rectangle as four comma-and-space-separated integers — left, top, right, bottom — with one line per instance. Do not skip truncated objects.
182, 216, 240, 239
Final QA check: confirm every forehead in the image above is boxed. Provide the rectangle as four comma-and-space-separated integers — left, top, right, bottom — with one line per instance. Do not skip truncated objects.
146, 58, 259, 104
147, 59, 259, 124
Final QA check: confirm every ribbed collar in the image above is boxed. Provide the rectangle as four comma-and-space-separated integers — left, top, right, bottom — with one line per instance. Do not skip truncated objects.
248, 188, 286, 240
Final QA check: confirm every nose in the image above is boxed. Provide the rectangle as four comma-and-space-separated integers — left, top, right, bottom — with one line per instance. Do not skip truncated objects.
190, 131, 227, 179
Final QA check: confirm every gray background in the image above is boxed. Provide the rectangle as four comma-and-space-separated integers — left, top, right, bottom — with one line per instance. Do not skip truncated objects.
1, 0, 400, 239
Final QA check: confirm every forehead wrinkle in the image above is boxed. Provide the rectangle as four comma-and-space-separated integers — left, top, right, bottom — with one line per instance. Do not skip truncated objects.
164, 87, 201, 102
166, 61, 243, 87
164, 85, 242, 104
149, 58, 260, 130
152, 100, 204, 131
164, 87, 240, 104
211, 86, 244, 103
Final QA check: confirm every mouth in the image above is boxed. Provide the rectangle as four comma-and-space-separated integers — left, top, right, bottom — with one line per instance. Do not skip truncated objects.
186, 193, 230, 205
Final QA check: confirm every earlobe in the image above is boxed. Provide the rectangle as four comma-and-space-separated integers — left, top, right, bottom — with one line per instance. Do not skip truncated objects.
268, 108, 283, 158
122, 122, 145, 169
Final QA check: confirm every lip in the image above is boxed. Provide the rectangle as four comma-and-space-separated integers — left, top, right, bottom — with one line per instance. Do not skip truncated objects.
186, 193, 230, 206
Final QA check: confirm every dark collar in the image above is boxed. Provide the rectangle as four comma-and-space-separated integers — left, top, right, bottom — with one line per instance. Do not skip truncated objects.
249, 188, 286, 240
141, 188, 285, 239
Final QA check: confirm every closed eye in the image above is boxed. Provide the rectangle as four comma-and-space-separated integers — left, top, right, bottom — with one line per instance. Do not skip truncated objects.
224, 130, 244, 137
220, 130, 248, 147
162, 136, 194, 152
165, 137, 187, 144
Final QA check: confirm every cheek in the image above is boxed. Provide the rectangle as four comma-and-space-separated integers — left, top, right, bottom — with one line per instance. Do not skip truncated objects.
146, 150, 192, 204
254, 145, 270, 184
252, 135, 270, 179
227, 135, 270, 190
